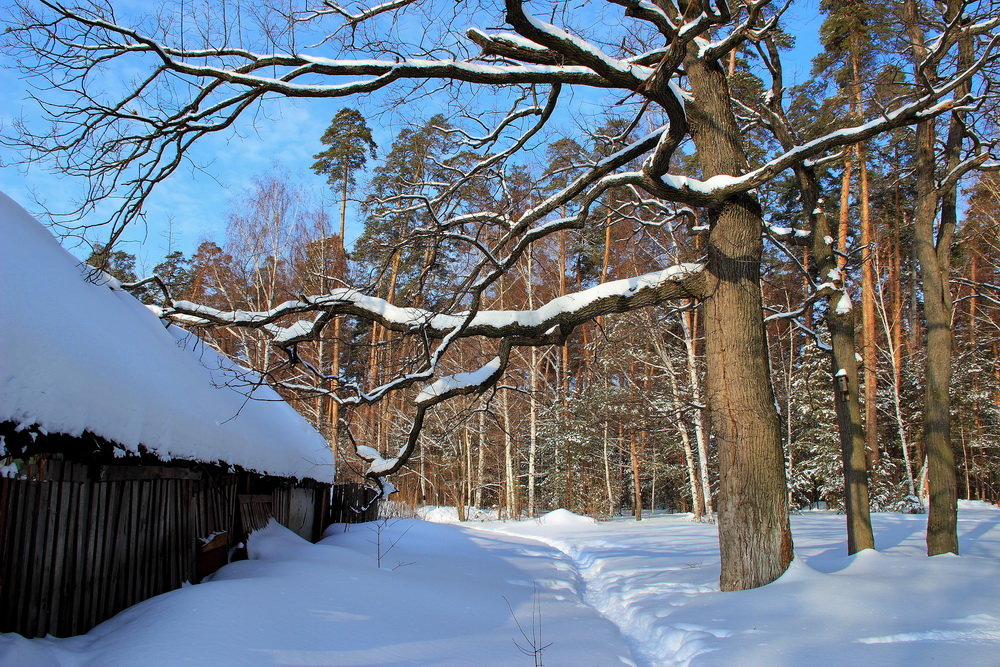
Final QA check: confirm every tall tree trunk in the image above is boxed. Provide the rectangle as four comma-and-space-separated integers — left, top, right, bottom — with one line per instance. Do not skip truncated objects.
653, 315, 705, 518
785, 319, 796, 507
850, 50, 880, 471
686, 55, 792, 590
475, 406, 486, 508
364, 249, 401, 452
805, 174, 875, 554
329, 320, 341, 445
968, 255, 979, 345
559, 227, 570, 395
837, 161, 853, 274
672, 361, 705, 518
501, 388, 517, 519
993, 342, 1000, 410
328, 170, 350, 451
602, 420, 615, 517
630, 430, 642, 521
314, 235, 330, 445
419, 453, 428, 504
914, 133, 958, 554
905, 0, 961, 556
890, 203, 907, 474
875, 250, 917, 498
525, 248, 539, 517
682, 307, 713, 515
650, 443, 658, 513
767, 72, 875, 553
858, 152, 881, 469
466, 421, 474, 513
457, 426, 469, 522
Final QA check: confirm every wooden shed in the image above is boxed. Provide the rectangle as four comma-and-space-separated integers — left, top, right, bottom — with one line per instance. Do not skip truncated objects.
0, 192, 365, 638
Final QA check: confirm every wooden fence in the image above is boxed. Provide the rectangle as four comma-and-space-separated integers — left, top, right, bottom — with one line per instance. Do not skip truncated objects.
0, 458, 198, 637
0, 456, 343, 638
329, 483, 380, 523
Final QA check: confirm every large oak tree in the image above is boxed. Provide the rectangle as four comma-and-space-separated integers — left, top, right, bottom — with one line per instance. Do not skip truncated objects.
5, 0, 996, 590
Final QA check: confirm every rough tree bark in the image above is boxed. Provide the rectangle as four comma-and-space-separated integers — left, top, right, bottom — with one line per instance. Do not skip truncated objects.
905, 0, 966, 556
913, 113, 960, 555
685, 54, 792, 590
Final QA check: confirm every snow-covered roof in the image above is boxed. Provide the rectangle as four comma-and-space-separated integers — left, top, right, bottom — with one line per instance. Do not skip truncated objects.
0, 192, 334, 482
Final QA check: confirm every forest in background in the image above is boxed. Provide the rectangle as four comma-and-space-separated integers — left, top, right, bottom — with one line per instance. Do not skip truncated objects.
94, 94, 1000, 522
8, 0, 1000, 591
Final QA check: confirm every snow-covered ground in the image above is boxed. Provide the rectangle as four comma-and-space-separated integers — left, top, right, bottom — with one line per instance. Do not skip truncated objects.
3, 502, 999, 666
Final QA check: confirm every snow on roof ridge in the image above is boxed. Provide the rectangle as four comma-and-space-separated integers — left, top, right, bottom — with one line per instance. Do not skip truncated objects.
0, 191, 333, 482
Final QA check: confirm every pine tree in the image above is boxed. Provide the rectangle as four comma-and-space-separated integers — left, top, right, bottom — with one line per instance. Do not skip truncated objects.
815, 0, 893, 474
152, 251, 193, 300
355, 115, 458, 301
86, 244, 139, 284
311, 107, 378, 244
311, 109, 376, 450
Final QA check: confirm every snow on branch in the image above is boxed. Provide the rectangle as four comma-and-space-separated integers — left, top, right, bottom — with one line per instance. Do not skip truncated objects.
305, 0, 417, 25
698, 0, 787, 62
651, 85, 995, 205
162, 263, 706, 343
415, 357, 504, 406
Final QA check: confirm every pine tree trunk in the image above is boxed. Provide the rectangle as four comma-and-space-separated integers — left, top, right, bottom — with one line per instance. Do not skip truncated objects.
837, 161, 853, 274
527, 348, 538, 516
890, 203, 912, 493
685, 55, 792, 590
526, 248, 539, 517
849, 52, 881, 472
829, 307, 876, 552
785, 321, 796, 508
475, 406, 486, 508
968, 255, 979, 345
559, 227, 570, 395
800, 167, 875, 553
993, 342, 1000, 410
329, 316, 342, 448
858, 152, 881, 469
877, 229, 917, 498
914, 118, 959, 554
328, 166, 350, 450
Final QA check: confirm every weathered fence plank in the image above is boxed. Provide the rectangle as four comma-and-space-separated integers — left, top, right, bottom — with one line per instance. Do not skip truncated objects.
1, 462, 368, 638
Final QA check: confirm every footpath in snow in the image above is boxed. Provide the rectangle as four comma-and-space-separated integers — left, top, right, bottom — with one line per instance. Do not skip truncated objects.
0, 518, 634, 666
472, 502, 1000, 666
2, 502, 999, 665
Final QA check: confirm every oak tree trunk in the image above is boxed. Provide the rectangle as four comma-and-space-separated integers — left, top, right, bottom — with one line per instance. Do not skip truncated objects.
905, 0, 960, 556
686, 56, 792, 590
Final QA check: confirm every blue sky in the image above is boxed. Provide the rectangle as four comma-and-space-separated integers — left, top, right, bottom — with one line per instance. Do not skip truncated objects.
0, 1, 823, 272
